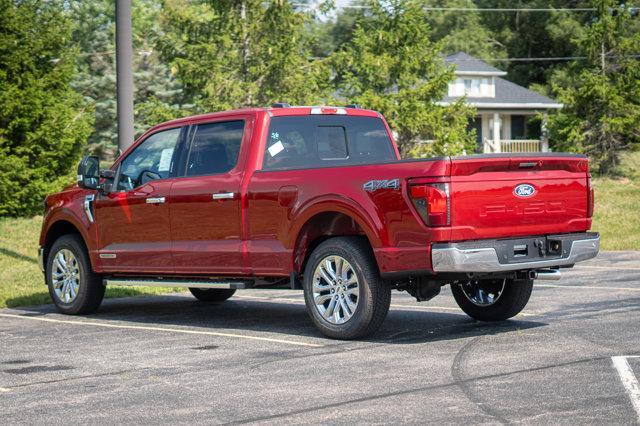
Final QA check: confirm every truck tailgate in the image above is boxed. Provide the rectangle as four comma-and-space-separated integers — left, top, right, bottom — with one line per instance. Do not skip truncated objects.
448, 155, 592, 241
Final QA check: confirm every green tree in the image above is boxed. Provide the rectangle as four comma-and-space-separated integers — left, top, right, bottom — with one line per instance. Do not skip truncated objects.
426, 0, 507, 59
331, 0, 476, 156
157, 0, 331, 112
0, 0, 93, 217
70, 0, 186, 160
476, 0, 592, 88
547, 0, 640, 175
306, 1, 368, 58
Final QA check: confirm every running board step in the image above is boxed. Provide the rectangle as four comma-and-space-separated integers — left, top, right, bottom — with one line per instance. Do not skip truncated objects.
104, 278, 253, 290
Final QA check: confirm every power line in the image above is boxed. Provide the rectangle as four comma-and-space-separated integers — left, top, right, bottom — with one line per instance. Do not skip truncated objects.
453, 55, 640, 62
292, 3, 640, 12
76, 51, 640, 63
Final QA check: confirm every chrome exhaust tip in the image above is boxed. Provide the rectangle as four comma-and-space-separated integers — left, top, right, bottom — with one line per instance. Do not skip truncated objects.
531, 269, 561, 281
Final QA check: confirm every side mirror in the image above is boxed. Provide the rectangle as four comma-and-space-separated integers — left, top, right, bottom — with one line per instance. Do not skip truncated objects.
77, 155, 99, 190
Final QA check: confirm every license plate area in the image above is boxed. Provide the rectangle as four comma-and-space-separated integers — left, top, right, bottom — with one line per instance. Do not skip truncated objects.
496, 237, 564, 264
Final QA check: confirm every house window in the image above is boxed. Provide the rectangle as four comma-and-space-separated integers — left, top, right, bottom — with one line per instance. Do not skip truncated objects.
448, 77, 492, 97
464, 79, 482, 96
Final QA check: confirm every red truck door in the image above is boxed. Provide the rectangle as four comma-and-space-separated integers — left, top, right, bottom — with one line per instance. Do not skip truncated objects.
94, 127, 183, 273
169, 119, 249, 274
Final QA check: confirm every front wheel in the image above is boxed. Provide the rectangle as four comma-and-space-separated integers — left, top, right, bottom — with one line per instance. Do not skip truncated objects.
46, 234, 105, 314
303, 237, 391, 340
451, 278, 533, 321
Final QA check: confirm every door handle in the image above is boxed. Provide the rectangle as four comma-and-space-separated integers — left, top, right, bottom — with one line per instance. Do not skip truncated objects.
212, 192, 235, 200
146, 197, 166, 204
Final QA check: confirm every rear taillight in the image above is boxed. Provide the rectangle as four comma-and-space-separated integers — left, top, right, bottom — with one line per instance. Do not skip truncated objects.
409, 183, 450, 227
587, 175, 594, 218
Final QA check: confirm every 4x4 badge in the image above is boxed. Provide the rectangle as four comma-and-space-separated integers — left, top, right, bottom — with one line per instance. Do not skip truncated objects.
363, 179, 400, 192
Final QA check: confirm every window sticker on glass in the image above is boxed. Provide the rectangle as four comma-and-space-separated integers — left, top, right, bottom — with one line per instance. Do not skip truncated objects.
158, 148, 174, 172
268, 140, 284, 157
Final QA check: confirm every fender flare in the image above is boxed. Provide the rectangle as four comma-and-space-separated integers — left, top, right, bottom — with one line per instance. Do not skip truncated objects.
288, 194, 384, 249
42, 208, 95, 269
287, 195, 387, 274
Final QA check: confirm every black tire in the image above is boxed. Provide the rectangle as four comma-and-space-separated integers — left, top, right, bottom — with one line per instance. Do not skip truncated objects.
46, 234, 105, 315
302, 237, 391, 340
451, 278, 533, 321
188, 288, 236, 302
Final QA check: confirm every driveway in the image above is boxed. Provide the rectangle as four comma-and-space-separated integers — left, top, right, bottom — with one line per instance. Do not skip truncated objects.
1, 251, 639, 424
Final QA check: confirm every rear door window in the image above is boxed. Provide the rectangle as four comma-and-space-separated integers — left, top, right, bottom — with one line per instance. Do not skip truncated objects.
263, 116, 396, 171
186, 120, 244, 176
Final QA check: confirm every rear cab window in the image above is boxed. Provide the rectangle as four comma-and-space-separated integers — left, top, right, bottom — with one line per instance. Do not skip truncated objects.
262, 115, 396, 171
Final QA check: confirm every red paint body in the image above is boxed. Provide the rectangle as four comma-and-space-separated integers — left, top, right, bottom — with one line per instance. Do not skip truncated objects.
40, 107, 593, 278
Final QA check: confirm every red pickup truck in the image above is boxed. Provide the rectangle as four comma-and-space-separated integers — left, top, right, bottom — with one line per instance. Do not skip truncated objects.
39, 105, 599, 339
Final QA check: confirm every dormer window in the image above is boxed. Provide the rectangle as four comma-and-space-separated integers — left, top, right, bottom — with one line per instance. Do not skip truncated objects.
448, 77, 495, 98
464, 78, 481, 96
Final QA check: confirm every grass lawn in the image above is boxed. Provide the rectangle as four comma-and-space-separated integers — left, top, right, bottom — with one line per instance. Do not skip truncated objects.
1, 159, 638, 308
0, 217, 183, 309
592, 178, 640, 250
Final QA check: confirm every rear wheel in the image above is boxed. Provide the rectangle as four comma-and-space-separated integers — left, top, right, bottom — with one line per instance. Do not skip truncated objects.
451, 278, 533, 321
46, 234, 105, 314
188, 288, 236, 302
303, 237, 391, 340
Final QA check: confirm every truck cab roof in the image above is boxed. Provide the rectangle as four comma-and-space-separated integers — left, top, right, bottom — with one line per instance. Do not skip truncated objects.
146, 105, 381, 134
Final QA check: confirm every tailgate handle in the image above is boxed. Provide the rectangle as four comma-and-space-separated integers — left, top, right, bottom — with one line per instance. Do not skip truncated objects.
518, 162, 537, 169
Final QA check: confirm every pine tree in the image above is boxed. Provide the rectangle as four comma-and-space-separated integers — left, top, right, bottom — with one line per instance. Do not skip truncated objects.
69, 0, 186, 161
157, 0, 331, 112
331, 0, 476, 156
0, 0, 93, 216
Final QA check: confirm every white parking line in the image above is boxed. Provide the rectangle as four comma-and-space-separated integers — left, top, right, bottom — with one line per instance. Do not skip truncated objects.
537, 284, 640, 292
612, 356, 640, 421
0, 313, 323, 348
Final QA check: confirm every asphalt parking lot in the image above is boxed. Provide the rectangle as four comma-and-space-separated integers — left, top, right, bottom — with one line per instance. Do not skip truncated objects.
1, 251, 639, 424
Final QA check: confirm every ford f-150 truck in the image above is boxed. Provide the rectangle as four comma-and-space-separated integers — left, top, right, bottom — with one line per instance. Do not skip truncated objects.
39, 105, 599, 339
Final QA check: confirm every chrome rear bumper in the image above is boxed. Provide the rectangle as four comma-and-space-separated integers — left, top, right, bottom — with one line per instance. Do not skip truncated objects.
432, 233, 599, 273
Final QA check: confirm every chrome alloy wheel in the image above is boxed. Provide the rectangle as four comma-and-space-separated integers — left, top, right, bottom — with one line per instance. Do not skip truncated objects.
51, 249, 80, 303
312, 255, 360, 324
459, 279, 506, 307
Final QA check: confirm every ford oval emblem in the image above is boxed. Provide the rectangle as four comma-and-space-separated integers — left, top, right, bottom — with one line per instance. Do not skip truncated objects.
514, 183, 535, 198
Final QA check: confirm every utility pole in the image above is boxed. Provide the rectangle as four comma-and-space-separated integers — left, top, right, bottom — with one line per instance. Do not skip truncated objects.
116, 0, 135, 153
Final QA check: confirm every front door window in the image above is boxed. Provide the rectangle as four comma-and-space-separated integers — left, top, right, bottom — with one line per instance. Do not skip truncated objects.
117, 127, 181, 191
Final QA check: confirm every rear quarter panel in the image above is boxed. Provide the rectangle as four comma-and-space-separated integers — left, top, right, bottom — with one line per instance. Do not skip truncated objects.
246, 160, 450, 276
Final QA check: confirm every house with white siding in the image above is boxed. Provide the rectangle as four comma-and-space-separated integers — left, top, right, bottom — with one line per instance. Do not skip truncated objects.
439, 52, 563, 153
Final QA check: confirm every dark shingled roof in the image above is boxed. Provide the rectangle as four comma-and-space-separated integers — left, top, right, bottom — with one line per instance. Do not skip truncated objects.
445, 52, 505, 75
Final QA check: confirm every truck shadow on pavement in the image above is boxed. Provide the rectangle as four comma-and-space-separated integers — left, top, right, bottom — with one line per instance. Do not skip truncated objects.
9, 294, 547, 345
